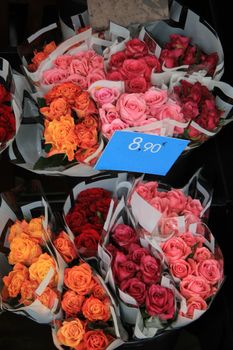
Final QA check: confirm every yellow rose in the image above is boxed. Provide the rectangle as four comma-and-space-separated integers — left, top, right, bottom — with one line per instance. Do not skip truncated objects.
57, 319, 85, 348
8, 234, 42, 266
3, 263, 29, 298
44, 115, 78, 161
29, 253, 58, 287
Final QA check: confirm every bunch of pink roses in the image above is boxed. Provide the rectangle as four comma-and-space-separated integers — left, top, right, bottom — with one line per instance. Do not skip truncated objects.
91, 85, 185, 139
106, 223, 176, 321
160, 230, 223, 319
133, 180, 204, 237
106, 38, 161, 93
42, 49, 106, 89
173, 79, 223, 141
160, 34, 219, 76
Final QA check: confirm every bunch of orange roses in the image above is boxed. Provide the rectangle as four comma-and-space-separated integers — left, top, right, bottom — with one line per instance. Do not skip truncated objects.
1, 216, 60, 312
36, 81, 102, 170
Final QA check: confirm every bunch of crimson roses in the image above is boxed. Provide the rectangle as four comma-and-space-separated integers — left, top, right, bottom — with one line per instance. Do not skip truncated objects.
105, 223, 176, 322
160, 34, 219, 76
65, 188, 112, 258
0, 83, 16, 147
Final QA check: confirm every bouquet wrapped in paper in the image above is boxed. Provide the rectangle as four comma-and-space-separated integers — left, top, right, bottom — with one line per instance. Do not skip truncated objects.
0, 196, 66, 323
52, 259, 126, 350
0, 57, 22, 154
63, 172, 129, 258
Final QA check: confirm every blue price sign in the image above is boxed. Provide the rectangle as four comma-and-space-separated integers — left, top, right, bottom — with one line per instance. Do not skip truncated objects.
95, 131, 189, 175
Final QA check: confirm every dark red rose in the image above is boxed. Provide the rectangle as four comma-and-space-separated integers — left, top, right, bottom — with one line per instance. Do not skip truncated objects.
77, 188, 111, 204
0, 105, 16, 143
120, 278, 146, 305
65, 208, 88, 233
145, 284, 175, 320
74, 228, 100, 257
125, 38, 149, 58
0, 85, 11, 104
89, 197, 112, 218
139, 255, 161, 284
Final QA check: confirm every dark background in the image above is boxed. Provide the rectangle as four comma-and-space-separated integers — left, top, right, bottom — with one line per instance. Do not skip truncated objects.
1, 1, 233, 349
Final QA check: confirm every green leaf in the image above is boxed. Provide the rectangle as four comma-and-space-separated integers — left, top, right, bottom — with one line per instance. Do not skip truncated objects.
37, 97, 46, 108
96, 211, 103, 222
33, 153, 70, 170
44, 143, 52, 153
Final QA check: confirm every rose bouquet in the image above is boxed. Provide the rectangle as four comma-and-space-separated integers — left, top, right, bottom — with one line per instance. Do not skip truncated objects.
52, 261, 124, 350
0, 196, 65, 323
63, 173, 128, 258
33, 81, 103, 170
143, 0, 224, 81
0, 57, 22, 154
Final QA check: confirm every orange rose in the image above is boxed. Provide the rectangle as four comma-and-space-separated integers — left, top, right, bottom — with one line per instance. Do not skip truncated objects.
82, 296, 111, 322
61, 290, 85, 316
75, 144, 99, 165
29, 253, 58, 287
45, 82, 82, 105
8, 219, 29, 243
37, 287, 57, 309
40, 98, 71, 121
44, 114, 78, 161
64, 263, 93, 295
82, 115, 99, 129
20, 279, 38, 306
3, 263, 29, 298
53, 231, 77, 263
57, 319, 85, 348
27, 216, 46, 244
75, 123, 98, 149
31, 51, 47, 68
8, 234, 42, 266
43, 41, 57, 55
74, 91, 91, 118
92, 279, 107, 301
84, 330, 110, 350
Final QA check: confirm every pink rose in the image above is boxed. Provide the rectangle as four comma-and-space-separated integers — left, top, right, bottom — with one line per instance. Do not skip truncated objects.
193, 247, 212, 262
179, 232, 204, 248
184, 296, 207, 318
125, 38, 149, 58
113, 251, 139, 283
135, 182, 158, 201
161, 237, 191, 263
183, 198, 203, 217
139, 255, 161, 284
99, 103, 120, 124
166, 189, 187, 213
102, 119, 128, 139
156, 99, 185, 122
146, 284, 175, 320
65, 74, 88, 89
89, 54, 104, 70
53, 55, 73, 70
149, 197, 170, 213
144, 88, 168, 116
92, 87, 120, 106
170, 259, 193, 279
120, 278, 146, 305
196, 259, 222, 285
69, 58, 89, 75
112, 224, 138, 250
158, 215, 180, 237
116, 93, 147, 126
121, 59, 147, 80
42, 68, 68, 85
109, 52, 126, 69
87, 69, 106, 86
180, 275, 212, 300
106, 70, 124, 81
128, 243, 150, 264
125, 77, 148, 93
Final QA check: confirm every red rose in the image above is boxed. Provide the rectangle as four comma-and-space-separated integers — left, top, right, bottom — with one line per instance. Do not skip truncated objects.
125, 77, 148, 93
74, 228, 100, 257
121, 59, 147, 80
146, 284, 175, 320
66, 208, 88, 234
77, 188, 111, 203
128, 243, 150, 264
0, 85, 11, 103
89, 198, 112, 219
181, 101, 199, 121
106, 70, 124, 81
166, 34, 190, 51
139, 255, 161, 284
109, 51, 127, 69
159, 49, 178, 68
182, 46, 197, 65
112, 224, 138, 250
144, 55, 162, 72
120, 277, 146, 305
201, 52, 218, 76
113, 251, 138, 283
125, 38, 149, 58
0, 105, 16, 143
105, 243, 118, 260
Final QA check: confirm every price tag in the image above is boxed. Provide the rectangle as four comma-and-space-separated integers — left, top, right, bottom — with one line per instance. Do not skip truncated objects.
95, 131, 189, 175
